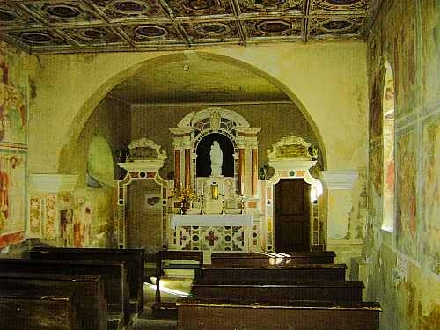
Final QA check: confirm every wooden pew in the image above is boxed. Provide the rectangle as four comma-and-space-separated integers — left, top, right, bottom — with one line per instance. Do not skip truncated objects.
0, 273, 107, 330
144, 252, 158, 282
0, 290, 78, 330
201, 263, 347, 284
0, 258, 129, 329
177, 298, 381, 330
210, 251, 336, 267
153, 250, 203, 319
29, 246, 145, 313
156, 250, 204, 282
190, 281, 365, 303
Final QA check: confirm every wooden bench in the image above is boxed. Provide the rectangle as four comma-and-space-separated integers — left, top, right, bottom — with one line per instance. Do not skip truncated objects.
153, 250, 203, 319
157, 250, 204, 280
29, 246, 145, 313
190, 281, 364, 303
144, 252, 158, 281
210, 251, 336, 267
156, 250, 203, 301
177, 298, 381, 330
0, 273, 107, 330
0, 258, 129, 329
0, 290, 78, 330
201, 263, 347, 284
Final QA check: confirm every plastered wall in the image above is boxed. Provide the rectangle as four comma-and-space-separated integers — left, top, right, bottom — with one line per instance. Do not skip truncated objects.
26, 42, 367, 175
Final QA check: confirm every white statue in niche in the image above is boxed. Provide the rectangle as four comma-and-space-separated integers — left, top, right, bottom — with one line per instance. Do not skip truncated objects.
210, 141, 223, 177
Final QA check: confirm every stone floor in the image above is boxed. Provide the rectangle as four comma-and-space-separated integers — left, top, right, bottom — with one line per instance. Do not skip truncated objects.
127, 277, 193, 330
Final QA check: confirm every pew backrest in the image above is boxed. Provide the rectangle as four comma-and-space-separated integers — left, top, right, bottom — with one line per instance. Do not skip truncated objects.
201, 263, 347, 284
154, 250, 203, 304
0, 273, 107, 330
0, 290, 78, 330
0, 258, 129, 326
210, 251, 336, 267
29, 246, 144, 312
190, 281, 365, 303
177, 297, 381, 330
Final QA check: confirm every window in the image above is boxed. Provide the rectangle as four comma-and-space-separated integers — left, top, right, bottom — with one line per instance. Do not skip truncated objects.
382, 60, 395, 232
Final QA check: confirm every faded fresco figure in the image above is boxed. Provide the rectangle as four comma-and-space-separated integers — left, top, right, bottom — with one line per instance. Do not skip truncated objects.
0, 158, 9, 221
209, 141, 223, 177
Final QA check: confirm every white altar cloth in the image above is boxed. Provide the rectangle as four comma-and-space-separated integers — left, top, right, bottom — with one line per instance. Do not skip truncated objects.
171, 214, 253, 228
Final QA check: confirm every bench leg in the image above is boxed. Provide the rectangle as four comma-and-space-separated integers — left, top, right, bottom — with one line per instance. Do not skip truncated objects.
155, 277, 161, 303
195, 268, 202, 281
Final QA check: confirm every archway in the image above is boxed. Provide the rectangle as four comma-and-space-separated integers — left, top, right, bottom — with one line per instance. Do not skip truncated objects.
58, 51, 326, 176
55, 51, 327, 252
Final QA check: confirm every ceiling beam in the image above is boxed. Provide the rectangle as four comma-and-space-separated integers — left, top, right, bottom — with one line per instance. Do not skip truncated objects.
231, 0, 247, 46
130, 100, 293, 108
83, 0, 136, 48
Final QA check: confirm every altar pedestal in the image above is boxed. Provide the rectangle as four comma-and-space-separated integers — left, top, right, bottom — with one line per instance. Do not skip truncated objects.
169, 215, 253, 252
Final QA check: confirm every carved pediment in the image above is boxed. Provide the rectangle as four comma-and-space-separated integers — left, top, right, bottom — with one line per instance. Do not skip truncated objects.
268, 136, 317, 161
268, 135, 318, 172
127, 137, 167, 162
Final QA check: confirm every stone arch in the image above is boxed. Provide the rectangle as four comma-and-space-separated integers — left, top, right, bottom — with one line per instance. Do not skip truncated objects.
58, 51, 327, 174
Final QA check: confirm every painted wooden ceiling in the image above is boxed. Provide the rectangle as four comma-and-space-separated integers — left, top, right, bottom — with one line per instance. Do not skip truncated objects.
0, 0, 380, 54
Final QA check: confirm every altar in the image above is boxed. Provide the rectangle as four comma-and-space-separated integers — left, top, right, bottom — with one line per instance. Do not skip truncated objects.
169, 214, 253, 252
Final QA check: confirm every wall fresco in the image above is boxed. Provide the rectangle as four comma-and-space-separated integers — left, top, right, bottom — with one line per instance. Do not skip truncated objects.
0, 42, 27, 146
29, 196, 42, 235
0, 42, 28, 248
44, 194, 57, 240
368, 70, 383, 139
391, 1, 417, 115
369, 145, 383, 197
0, 149, 26, 235
396, 128, 416, 258
422, 116, 440, 270
421, 0, 440, 104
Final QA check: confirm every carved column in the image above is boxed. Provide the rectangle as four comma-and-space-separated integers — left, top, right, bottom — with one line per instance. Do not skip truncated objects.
238, 148, 245, 195
184, 149, 191, 189
174, 150, 181, 189
237, 128, 260, 197
252, 148, 258, 196
170, 128, 194, 190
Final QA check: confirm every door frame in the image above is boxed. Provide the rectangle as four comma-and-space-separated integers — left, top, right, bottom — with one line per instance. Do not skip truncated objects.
264, 169, 322, 253
274, 177, 312, 252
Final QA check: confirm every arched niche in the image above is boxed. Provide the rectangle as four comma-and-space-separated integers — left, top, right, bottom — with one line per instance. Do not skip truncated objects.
170, 107, 260, 198
196, 133, 235, 178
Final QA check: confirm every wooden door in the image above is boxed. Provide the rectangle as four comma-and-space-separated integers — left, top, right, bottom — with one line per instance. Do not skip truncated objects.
275, 179, 311, 252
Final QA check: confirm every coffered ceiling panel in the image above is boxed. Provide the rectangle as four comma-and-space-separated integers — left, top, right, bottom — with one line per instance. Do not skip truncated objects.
0, 0, 380, 54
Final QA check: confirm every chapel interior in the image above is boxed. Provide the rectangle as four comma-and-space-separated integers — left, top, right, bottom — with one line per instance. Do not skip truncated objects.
0, 0, 438, 329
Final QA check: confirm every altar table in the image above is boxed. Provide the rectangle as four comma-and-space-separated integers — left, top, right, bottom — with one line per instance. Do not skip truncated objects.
169, 215, 253, 252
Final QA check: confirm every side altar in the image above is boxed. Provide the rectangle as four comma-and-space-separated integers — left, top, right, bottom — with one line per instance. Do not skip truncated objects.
169, 214, 253, 252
